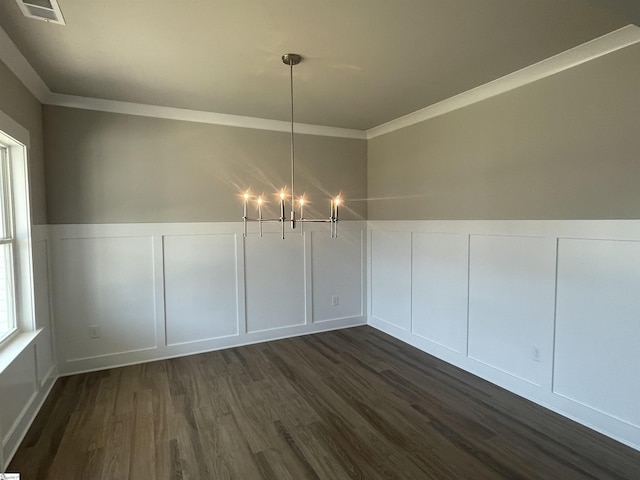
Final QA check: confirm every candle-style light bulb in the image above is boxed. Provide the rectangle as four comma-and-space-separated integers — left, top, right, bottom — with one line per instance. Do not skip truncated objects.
279, 189, 286, 228
243, 192, 249, 216
299, 198, 305, 219
257, 196, 264, 236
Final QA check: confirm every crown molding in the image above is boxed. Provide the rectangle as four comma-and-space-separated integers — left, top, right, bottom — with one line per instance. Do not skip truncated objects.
2, 22, 638, 141
45, 93, 367, 139
0, 23, 365, 139
0, 24, 49, 102
366, 24, 640, 139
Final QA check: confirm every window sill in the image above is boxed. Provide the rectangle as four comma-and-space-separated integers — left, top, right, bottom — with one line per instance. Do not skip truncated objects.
0, 329, 42, 374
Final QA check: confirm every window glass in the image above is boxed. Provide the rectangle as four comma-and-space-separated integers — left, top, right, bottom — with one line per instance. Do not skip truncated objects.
0, 146, 16, 342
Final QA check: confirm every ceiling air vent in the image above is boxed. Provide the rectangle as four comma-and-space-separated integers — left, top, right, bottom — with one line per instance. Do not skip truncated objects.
15, 0, 65, 25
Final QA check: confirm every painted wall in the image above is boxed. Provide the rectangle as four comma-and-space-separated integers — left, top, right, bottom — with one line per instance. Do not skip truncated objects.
368, 43, 640, 220
0, 59, 46, 224
0, 62, 55, 469
43, 106, 367, 224
367, 44, 640, 449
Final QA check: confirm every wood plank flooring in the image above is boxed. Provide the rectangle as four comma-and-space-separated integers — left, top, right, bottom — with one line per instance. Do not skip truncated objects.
8, 326, 640, 479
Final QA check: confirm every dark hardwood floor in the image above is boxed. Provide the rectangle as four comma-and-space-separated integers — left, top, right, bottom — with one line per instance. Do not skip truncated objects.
8, 326, 640, 479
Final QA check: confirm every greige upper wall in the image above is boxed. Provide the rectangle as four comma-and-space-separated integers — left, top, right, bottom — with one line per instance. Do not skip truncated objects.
0, 59, 46, 224
43, 106, 367, 224
368, 43, 640, 220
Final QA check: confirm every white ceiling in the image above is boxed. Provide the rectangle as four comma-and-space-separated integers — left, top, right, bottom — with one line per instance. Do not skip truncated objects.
0, 0, 637, 130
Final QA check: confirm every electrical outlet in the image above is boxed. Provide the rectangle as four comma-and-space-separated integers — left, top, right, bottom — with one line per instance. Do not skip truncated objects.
332, 295, 339, 306
89, 325, 101, 339
532, 346, 542, 362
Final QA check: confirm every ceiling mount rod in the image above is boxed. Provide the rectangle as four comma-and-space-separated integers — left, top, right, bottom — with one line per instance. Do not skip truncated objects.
282, 53, 302, 229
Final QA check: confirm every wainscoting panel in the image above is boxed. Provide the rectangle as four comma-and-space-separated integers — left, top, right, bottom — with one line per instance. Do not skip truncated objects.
411, 232, 468, 353
368, 220, 640, 451
468, 234, 556, 386
32, 238, 55, 386
370, 230, 411, 330
55, 236, 157, 361
311, 230, 363, 323
0, 225, 57, 471
164, 234, 239, 345
245, 233, 306, 333
0, 345, 36, 453
555, 238, 640, 427
49, 222, 367, 375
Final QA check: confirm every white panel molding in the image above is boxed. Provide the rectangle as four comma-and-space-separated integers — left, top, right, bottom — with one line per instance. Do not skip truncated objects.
1, 344, 36, 463
49, 221, 367, 374
370, 230, 412, 331
367, 24, 640, 139
54, 235, 158, 362
554, 238, 640, 427
163, 233, 239, 345
153, 235, 168, 347
311, 230, 364, 323
411, 232, 469, 354
368, 220, 640, 451
2, 367, 56, 471
245, 233, 307, 333
467, 234, 556, 387
0, 223, 58, 470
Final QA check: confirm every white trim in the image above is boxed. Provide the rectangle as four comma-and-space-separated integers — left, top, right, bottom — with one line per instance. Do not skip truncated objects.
366, 24, 640, 139
2, 21, 640, 139
0, 110, 30, 148
0, 24, 49, 103
45, 93, 367, 139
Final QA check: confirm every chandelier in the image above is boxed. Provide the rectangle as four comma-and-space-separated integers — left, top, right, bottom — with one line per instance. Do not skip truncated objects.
242, 53, 341, 239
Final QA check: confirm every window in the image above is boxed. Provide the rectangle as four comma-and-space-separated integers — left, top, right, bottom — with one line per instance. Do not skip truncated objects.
0, 145, 17, 342
0, 118, 35, 346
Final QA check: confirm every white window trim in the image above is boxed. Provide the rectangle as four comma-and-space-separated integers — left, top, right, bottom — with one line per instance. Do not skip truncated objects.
0, 145, 18, 343
0, 110, 35, 351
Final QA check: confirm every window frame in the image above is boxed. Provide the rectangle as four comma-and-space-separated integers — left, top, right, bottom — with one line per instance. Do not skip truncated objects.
0, 144, 18, 344
0, 114, 35, 351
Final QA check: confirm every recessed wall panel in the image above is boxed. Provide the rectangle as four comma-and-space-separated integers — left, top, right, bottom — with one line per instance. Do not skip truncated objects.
468, 235, 555, 385
57, 236, 157, 360
311, 230, 362, 322
371, 230, 411, 331
164, 234, 239, 344
245, 234, 305, 332
32, 239, 54, 382
555, 238, 640, 426
411, 232, 468, 353
0, 346, 36, 443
